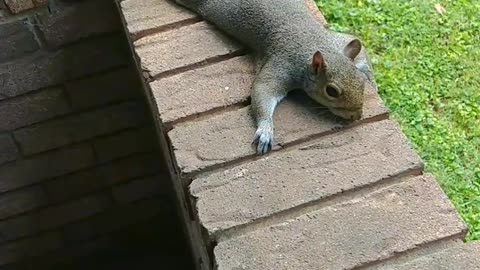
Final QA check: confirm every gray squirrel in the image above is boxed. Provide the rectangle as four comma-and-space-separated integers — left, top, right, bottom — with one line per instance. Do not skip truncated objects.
174, 0, 374, 155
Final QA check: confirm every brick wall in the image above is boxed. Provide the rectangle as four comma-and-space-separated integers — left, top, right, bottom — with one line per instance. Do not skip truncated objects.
0, 0, 192, 269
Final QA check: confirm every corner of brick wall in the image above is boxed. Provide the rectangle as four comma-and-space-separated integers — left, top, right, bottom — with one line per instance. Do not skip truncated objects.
0, 0, 191, 269
117, 1, 475, 270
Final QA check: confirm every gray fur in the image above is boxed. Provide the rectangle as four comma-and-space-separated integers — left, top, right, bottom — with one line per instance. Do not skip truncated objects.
175, 0, 369, 155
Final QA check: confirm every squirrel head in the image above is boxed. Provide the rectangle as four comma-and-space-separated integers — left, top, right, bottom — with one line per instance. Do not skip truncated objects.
303, 39, 366, 121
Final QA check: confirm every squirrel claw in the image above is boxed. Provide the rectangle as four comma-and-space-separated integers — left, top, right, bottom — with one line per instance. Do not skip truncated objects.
253, 129, 273, 155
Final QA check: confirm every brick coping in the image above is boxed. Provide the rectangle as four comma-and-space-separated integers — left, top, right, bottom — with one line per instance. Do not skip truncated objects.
117, 1, 476, 269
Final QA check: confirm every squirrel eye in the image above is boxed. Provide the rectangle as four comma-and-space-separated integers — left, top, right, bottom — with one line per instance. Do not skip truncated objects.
325, 86, 341, 99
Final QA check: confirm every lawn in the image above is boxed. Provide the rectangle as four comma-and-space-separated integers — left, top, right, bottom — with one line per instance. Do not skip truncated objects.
314, 0, 480, 240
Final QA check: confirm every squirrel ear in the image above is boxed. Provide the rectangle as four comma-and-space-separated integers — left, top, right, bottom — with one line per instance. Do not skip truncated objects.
343, 39, 362, 61
312, 51, 326, 74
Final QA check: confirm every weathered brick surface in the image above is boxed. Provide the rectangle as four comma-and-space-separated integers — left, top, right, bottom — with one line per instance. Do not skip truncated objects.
0, 144, 95, 193
0, 134, 18, 165
44, 153, 162, 202
134, 21, 242, 77
112, 175, 168, 203
372, 242, 480, 270
0, 194, 111, 243
117, 1, 474, 270
14, 102, 148, 155
0, 87, 70, 132
121, 0, 197, 37
152, 56, 254, 123
192, 120, 422, 236
170, 85, 387, 174
214, 175, 466, 270
65, 67, 139, 111
92, 126, 156, 163
0, 233, 61, 266
4, 0, 47, 14
0, 20, 38, 62
0, 186, 48, 219
37, 0, 120, 48
63, 197, 166, 243
0, 35, 129, 99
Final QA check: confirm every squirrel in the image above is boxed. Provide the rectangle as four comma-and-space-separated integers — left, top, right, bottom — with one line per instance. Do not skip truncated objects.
174, 0, 373, 155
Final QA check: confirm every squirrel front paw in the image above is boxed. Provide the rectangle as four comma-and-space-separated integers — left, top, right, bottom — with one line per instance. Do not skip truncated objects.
252, 127, 274, 155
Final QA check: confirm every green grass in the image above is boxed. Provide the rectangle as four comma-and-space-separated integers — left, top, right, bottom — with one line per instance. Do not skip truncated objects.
314, 0, 480, 240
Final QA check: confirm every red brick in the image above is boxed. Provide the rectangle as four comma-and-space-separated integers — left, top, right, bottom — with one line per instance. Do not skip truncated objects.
0, 144, 95, 193
0, 87, 70, 132
0, 35, 129, 99
62, 197, 166, 243
134, 21, 242, 77
0, 186, 48, 219
44, 153, 163, 202
0, 232, 61, 266
170, 85, 387, 174
36, 0, 120, 48
112, 175, 168, 204
92, 126, 157, 163
4, 0, 47, 14
0, 20, 38, 62
214, 175, 466, 270
192, 120, 423, 236
0, 134, 18, 165
14, 102, 148, 155
121, 0, 198, 37
151, 56, 254, 123
0, 194, 111, 243
65, 67, 139, 111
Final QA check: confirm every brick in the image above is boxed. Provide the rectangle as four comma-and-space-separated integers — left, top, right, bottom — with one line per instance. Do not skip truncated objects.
63, 197, 166, 243
65, 67, 139, 111
0, 20, 38, 62
36, 0, 120, 48
214, 175, 467, 270
0, 35, 129, 99
305, 0, 328, 25
134, 21, 242, 77
373, 242, 480, 270
0, 87, 70, 132
170, 84, 387, 174
0, 144, 95, 193
152, 56, 254, 123
0, 194, 111, 243
121, 0, 198, 37
4, 0, 47, 14
112, 175, 168, 203
0, 233, 61, 266
0, 134, 18, 165
14, 102, 148, 155
45, 153, 162, 202
0, 186, 48, 219
192, 120, 422, 236
93, 126, 157, 163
